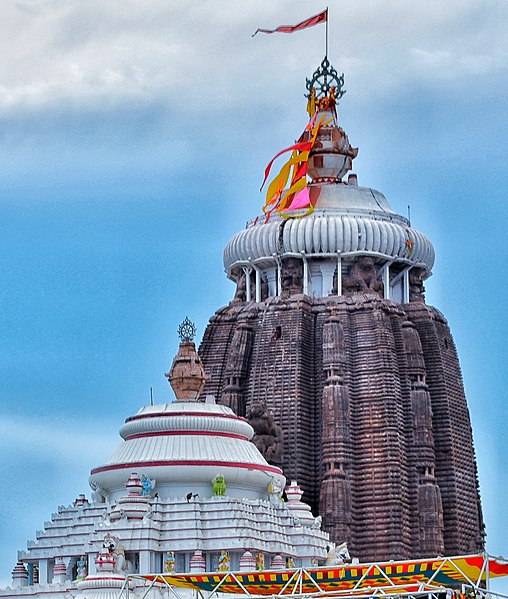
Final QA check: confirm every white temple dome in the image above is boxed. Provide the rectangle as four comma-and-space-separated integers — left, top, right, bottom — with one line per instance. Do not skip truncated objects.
224, 183, 434, 275
90, 337, 285, 503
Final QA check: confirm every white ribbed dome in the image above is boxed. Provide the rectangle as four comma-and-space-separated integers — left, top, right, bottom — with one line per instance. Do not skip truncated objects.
224, 183, 434, 274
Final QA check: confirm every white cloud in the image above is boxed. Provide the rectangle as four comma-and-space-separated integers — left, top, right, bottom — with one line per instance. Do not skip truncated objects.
0, 0, 505, 113
411, 47, 508, 78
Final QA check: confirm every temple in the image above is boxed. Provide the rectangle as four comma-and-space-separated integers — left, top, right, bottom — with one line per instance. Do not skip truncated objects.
198, 57, 484, 561
0, 56, 490, 599
1, 324, 330, 599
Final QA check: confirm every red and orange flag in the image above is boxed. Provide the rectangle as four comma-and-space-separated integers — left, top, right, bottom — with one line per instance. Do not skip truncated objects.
252, 9, 327, 37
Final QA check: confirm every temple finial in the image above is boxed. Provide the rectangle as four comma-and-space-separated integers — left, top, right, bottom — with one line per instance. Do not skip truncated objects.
178, 316, 197, 342
305, 56, 345, 101
166, 318, 206, 401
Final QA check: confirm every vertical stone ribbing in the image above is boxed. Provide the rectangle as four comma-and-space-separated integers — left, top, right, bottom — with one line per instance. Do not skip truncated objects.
404, 303, 484, 555
201, 305, 247, 399
401, 320, 444, 556
199, 293, 484, 561
221, 313, 254, 416
320, 313, 353, 545
347, 300, 411, 561
243, 296, 320, 509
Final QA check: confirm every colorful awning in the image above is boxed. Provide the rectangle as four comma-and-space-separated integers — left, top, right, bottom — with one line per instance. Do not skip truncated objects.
138, 554, 508, 596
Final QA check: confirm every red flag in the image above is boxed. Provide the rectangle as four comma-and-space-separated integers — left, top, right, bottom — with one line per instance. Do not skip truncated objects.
252, 9, 327, 37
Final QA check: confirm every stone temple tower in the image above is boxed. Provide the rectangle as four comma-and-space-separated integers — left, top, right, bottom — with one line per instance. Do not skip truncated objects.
198, 58, 484, 562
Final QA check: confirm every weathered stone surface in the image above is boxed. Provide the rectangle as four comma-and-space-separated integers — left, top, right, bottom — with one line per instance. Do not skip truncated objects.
199, 293, 484, 562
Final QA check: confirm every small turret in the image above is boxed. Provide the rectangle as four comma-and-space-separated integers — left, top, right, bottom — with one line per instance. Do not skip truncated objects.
165, 317, 207, 401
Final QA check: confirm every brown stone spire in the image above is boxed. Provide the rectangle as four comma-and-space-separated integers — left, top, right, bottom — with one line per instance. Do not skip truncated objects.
198, 59, 484, 561
165, 317, 206, 401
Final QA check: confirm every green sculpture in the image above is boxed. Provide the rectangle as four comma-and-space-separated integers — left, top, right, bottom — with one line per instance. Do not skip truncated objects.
212, 473, 226, 496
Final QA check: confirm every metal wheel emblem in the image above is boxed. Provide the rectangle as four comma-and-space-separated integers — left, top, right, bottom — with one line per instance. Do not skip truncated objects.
178, 317, 196, 342
306, 56, 345, 100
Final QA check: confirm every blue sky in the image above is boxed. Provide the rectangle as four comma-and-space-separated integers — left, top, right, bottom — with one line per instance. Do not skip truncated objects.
0, 0, 507, 590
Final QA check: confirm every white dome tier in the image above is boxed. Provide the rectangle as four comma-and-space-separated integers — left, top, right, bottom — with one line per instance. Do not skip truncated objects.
224, 184, 434, 273
119, 403, 254, 439
90, 402, 284, 503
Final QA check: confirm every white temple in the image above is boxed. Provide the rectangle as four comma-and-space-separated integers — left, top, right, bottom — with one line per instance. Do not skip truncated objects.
0, 322, 330, 599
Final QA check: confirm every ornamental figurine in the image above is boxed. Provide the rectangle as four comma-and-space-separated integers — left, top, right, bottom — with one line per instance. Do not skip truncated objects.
255, 552, 265, 571
165, 551, 175, 573
217, 550, 230, 572
212, 473, 226, 496
76, 556, 87, 580
140, 474, 154, 496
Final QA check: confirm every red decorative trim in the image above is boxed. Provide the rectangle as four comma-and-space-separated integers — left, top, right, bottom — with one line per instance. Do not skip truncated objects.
91, 460, 282, 476
125, 411, 248, 424
123, 431, 248, 441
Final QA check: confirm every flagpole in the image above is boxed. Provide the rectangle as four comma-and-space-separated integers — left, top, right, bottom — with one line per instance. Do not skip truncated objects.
325, 6, 329, 57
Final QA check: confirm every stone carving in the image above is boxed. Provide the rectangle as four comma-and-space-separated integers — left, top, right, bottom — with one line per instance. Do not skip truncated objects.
103, 535, 131, 573
343, 256, 383, 295
281, 258, 304, 296
233, 272, 247, 302
233, 271, 260, 303
246, 401, 284, 466
89, 479, 106, 504
267, 476, 284, 504
211, 473, 226, 496
325, 542, 351, 565
409, 268, 426, 303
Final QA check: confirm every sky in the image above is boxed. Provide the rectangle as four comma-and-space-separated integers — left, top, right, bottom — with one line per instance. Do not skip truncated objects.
0, 0, 507, 591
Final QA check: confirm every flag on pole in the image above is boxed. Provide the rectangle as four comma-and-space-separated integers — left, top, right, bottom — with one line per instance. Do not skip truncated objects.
252, 9, 327, 37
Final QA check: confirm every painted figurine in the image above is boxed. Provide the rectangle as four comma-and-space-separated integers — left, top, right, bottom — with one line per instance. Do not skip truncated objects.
165, 551, 175, 573
217, 550, 230, 571
212, 473, 226, 496
256, 552, 265, 571
76, 556, 87, 580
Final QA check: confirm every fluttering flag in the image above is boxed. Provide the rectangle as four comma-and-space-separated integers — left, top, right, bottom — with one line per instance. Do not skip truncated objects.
252, 9, 327, 37
261, 113, 330, 221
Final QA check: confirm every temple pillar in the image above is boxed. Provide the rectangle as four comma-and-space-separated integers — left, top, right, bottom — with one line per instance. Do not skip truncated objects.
403, 267, 410, 303
266, 268, 277, 297
382, 263, 390, 300
254, 267, 261, 302
336, 254, 342, 296
301, 253, 309, 295
87, 554, 97, 575
139, 551, 150, 574
38, 559, 48, 584
309, 263, 323, 297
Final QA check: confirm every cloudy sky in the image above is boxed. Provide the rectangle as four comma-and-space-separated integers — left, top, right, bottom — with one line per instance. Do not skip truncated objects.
1, 0, 507, 591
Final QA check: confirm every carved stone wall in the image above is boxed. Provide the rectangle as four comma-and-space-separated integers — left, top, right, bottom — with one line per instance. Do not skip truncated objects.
199, 292, 484, 562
